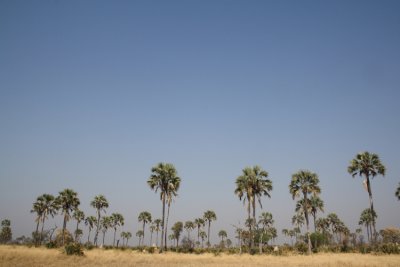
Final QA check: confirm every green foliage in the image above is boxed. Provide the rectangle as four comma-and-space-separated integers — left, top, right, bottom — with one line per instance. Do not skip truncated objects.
375, 243, 400, 254
295, 242, 308, 254
46, 241, 57, 249
64, 242, 84, 256
310, 232, 329, 250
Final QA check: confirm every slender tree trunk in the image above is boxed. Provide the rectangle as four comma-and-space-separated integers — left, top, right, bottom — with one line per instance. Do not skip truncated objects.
156, 230, 159, 247
113, 228, 117, 247
161, 195, 166, 251
102, 231, 105, 246
313, 213, 317, 233
40, 216, 45, 245
88, 228, 91, 243
207, 221, 211, 247
247, 199, 252, 247
35, 219, 40, 246
75, 221, 79, 242
150, 231, 153, 247
62, 213, 67, 246
165, 202, 171, 250
197, 227, 200, 246
304, 194, 312, 255
94, 211, 100, 246
252, 196, 256, 249
142, 222, 146, 246
366, 177, 377, 242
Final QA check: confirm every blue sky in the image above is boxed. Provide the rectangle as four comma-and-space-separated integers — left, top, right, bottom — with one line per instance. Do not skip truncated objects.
1, 0, 399, 245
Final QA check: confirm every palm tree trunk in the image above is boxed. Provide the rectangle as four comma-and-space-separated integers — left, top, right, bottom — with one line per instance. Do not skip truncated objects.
150, 231, 153, 247
40, 216, 45, 245
366, 177, 377, 242
113, 228, 117, 247
143, 222, 146, 246
88, 228, 91, 243
75, 221, 79, 242
35, 218, 40, 246
156, 230, 159, 247
102, 231, 105, 246
165, 202, 171, 250
247, 199, 252, 247
62, 213, 67, 246
94, 211, 100, 246
197, 227, 200, 246
252, 196, 256, 248
207, 221, 211, 247
161, 195, 166, 251
304, 195, 312, 255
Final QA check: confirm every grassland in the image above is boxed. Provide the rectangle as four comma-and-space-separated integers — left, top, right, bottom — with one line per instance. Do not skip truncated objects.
1, 245, 400, 267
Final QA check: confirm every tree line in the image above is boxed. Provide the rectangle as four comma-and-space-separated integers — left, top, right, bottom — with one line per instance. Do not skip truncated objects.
27, 151, 400, 254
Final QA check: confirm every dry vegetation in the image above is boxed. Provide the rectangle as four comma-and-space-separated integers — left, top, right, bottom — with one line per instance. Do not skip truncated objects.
1, 245, 400, 267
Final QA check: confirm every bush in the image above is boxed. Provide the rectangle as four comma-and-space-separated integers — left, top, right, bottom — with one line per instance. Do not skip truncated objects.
295, 242, 308, 254
376, 243, 400, 254
64, 243, 84, 256
46, 241, 57, 249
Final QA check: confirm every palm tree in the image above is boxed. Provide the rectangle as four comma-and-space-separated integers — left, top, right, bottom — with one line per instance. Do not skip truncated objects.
194, 218, 205, 245
289, 170, 321, 254
101, 216, 112, 246
90, 194, 109, 246
292, 214, 305, 231
348, 151, 385, 240
316, 217, 330, 245
120, 231, 126, 246
258, 212, 274, 251
72, 209, 85, 242
149, 224, 155, 246
153, 218, 162, 247
138, 211, 152, 246
31, 196, 45, 246
32, 194, 58, 246
126, 231, 132, 246
359, 208, 377, 243
396, 183, 400, 200
171, 221, 183, 247
199, 231, 207, 248
56, 189, 80, 245
234, 166, 272, 247
147, 162, 181, 251
218, 230, 227, 243
85, 216, 96, 244
136, 230, 144, 246
203, 210, 217, 247
184, 221, 194, 242
309, 195, 324, 232
110, 213, 124, 247
282, 228, 289, 244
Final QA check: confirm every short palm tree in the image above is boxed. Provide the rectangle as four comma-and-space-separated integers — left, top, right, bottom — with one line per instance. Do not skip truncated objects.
218, 230, 227, 243
203, 210, 217, 247
359, 208, 376, 242
85, 216, 97, 243
138, 211, 152, 246
33, 194, 58, 246
101, 216, 112, 246
171, 221, 183, 247
289, 170, 321, 254
31, 196, 45, 246
348, 151, 385, 239
199, 231, 207, 248
309, 195, 324, 232
136, 230, 144, 246
90, 194, 109, 246
184, 221, 194, 242
153, 218, 162, 247
147, 162, 181, 251
56, 189, 80, 245
72, 209, 85, 242
194, 218, 205, 245
110, 213, 124, 246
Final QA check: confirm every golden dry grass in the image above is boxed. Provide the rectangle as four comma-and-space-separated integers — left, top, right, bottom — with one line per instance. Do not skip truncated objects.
1, 245, 399, 267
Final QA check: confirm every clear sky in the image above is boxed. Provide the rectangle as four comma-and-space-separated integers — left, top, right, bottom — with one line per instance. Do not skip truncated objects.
1, 0, 399, 246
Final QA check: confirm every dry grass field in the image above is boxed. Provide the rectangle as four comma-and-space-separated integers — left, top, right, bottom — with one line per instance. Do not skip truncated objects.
1, 245, 399, 267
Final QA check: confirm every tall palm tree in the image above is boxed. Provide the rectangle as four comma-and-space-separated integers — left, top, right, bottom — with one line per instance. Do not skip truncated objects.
147, 162, 181, 251
90, 194, 109, 246
396, 183, 400, 200
85, 216, 96, 244
184, 221, 194, 242
348, 151, 385, 240
101, 216, 112, 246
153, 218, 162, 247
171, 221, 183, 247
138, 211, 152, 246
359, 208, 376, 243
289, 170, 321, 254
234, 166, 272, 247
194, 218, 205, 245
110, 213, 124, 247
72, 209, 85, 242
203, 210, 217, 247
34, 194, 58, 246
149, 224, 155, 246
56, 189, 80, 245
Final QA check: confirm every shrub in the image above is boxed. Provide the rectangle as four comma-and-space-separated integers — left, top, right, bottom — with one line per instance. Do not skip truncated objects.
295, 242, 308, 254
376, 243, 400, 254
64, 243, 84, 256
46, 241, 57, 249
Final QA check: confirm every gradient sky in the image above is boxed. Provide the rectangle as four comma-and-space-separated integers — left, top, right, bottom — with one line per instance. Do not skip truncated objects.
1, 0, 399, 246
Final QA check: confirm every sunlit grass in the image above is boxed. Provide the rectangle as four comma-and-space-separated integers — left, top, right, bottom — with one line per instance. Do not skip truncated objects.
1, 245, 400, 267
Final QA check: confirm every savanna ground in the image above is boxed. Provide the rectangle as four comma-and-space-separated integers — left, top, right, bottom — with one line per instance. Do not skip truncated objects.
1, 245, 400, 267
